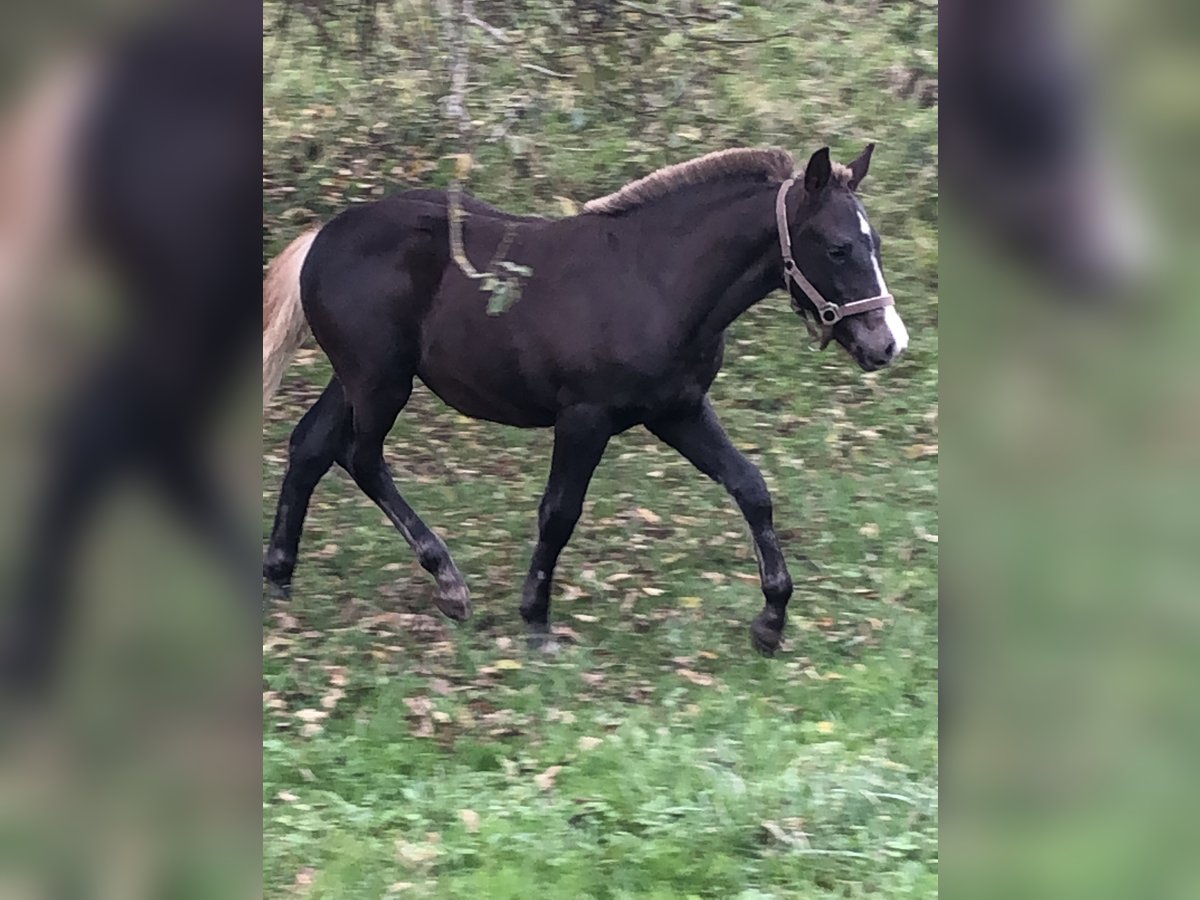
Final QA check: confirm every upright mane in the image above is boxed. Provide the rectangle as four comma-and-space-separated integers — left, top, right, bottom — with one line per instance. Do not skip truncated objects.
583, 147, 794, 215
583, 146, 857, 216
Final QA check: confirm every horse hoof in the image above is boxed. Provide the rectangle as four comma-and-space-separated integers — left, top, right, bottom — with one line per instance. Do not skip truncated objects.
264, 580, 291, 602
526, 630, 561, 655
434, 584, 473, 622
750, 613, 785, 657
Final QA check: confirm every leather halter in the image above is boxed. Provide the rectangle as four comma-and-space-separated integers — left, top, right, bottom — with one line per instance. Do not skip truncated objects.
775, 178, 895, 349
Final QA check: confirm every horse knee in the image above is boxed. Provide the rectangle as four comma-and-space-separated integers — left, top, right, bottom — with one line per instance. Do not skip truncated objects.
415, 533, 452, 575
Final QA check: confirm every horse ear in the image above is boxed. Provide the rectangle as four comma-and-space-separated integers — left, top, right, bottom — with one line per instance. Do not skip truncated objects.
804, 147, 833, 195
847, 142, 875, 192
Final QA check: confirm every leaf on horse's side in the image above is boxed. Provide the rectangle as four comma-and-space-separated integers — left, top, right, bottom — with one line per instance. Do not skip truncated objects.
497, 260, 532, 277
486, 279, 519, 315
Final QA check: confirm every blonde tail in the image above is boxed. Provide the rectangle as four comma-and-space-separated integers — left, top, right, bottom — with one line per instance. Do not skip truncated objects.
263, 227, 320, 407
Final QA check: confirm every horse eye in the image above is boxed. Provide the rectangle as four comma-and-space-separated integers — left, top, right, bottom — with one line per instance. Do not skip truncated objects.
827, 244, 850, 261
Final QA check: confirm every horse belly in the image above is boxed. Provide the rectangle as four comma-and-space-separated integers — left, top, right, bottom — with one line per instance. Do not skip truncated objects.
417, 320, 557, 428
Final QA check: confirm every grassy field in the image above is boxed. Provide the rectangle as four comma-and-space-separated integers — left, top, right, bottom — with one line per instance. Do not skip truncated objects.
262, 293, 938, 896
263, 2, 937, 894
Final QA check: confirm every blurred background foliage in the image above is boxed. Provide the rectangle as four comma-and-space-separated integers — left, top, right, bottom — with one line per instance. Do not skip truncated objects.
264, 0, 937, 310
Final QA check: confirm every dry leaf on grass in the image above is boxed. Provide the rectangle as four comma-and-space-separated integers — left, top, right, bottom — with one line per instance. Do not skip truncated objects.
459, 809, 481, 833
395, 837, 440, 868
403, 696, 433, 717
677, 668, 715, 687
534, 765, 563, 791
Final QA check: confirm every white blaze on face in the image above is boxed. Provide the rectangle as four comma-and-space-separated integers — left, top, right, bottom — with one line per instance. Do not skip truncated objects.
857, 208, 909, 354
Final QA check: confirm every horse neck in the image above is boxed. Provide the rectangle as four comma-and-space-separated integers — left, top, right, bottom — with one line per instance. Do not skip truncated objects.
636, 181, 786, 341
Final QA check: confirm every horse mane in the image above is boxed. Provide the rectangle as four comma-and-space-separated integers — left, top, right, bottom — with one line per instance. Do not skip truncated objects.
582, 147, 853, 216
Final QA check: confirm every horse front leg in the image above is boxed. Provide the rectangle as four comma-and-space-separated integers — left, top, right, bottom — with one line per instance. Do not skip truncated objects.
648, 399, 794, 655
520, 405, 611, 646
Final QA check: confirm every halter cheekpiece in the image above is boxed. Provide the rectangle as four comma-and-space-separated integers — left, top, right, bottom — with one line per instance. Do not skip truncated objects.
774, 178, 895, 349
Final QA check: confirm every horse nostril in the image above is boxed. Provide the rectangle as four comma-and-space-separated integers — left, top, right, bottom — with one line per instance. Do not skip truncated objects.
884, 340, 896, 359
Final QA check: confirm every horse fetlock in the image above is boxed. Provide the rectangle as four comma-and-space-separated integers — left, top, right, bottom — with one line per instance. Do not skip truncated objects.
262, 549, 294, 594
519, 589, 549, 628
762, 572, 793, 605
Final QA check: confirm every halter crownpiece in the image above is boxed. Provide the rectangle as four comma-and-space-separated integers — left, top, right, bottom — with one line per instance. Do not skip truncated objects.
774, 178, 895, 349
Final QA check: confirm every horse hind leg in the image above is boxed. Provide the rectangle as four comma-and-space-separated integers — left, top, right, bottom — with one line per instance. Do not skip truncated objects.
263, 377, 351, 597
343, 377, 472, 622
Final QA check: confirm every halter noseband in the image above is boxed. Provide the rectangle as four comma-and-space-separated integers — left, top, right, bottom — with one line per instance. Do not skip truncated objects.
775, 178, 895, 349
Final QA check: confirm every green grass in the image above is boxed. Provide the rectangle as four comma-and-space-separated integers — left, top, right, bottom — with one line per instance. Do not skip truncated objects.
262, 297, 938, 898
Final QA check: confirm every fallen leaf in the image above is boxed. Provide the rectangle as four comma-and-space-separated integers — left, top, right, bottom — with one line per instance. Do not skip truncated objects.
677, 668, 715, 686
635, 507, 662, 524
577, 736, 603, 751
294, 867, 317, 888
642, 587, 665, 597
295, 708, 327, 723
277, 790, 299, 803
551, 624, 583, 643
395, 837, 440, 868
534, 765, 563, 791
459, 809, 481, 833
858, 522, 880, 537
761, 821, 797, 846
680, 596, 703, 608
403, 696, 433, 716
816, 721, 835, 734
494, 659, 522, 671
